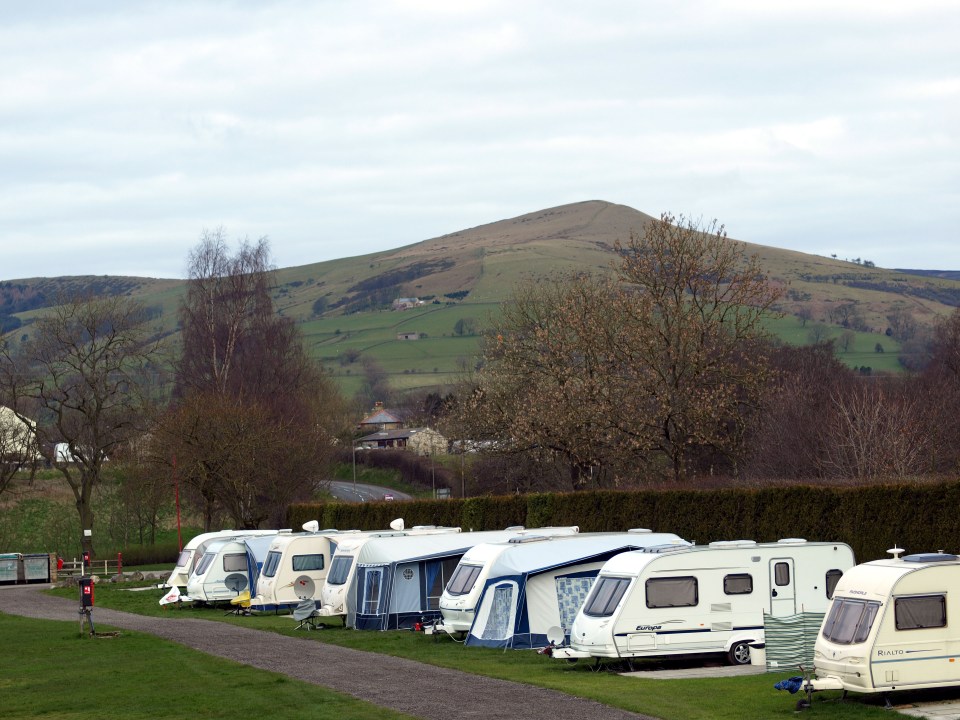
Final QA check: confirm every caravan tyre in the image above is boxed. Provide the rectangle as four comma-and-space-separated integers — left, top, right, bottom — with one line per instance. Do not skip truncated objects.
727, 641, 751, 666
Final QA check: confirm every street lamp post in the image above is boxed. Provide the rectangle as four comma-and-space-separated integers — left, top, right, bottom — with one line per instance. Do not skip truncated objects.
352, 441, 358, 495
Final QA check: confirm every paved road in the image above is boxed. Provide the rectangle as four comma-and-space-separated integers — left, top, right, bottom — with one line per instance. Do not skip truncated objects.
0, 584, 654, 720
328, 480, 412, 503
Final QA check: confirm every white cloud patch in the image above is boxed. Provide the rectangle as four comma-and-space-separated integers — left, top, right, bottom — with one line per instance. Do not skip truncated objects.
1, 0, 958, 279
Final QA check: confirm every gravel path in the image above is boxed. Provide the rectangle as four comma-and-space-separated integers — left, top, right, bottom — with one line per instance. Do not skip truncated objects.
0, 585, 655, 720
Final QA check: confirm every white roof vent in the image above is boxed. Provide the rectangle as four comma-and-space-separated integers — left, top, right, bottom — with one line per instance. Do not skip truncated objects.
628, 528, 652, 534
777, 538, 807, 545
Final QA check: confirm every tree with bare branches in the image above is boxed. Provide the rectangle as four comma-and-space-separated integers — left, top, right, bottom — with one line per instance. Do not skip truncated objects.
155, 231, 349, 529
457, 213, 782, 485
0, 293, 164, 555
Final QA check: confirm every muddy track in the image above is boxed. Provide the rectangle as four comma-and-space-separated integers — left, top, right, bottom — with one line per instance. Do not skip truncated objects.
0, 585, 654, 720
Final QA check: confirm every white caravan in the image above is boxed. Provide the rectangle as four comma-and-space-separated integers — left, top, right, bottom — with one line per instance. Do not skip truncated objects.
186, 533, 288, 604
552, 539, 855, 665
165, 529, 276, 587
437, 531, 690, 649
807, 549, 960, 697
319, 526, 579, 629
253, 521, 461, 611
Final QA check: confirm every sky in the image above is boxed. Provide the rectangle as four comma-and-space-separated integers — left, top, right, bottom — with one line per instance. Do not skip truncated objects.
2, 1, 958, 280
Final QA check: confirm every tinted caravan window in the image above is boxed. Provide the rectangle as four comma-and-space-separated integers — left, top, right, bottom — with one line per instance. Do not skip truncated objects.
646, 577, 698, 608
327, 556, 353, 585
821, 597, 880, 644
825, 569, 843, 599
293, 554, 324, 572
724, 574, 753, 595
895, 595, 946, 630
583, 577, 631, 617
446, 564, 482, 596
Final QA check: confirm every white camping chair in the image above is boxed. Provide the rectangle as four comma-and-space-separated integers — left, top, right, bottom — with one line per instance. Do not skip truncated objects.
289, 575, 321, 630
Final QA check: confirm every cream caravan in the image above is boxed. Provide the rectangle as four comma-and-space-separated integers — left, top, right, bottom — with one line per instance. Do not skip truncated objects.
165, 529, 276, 588
253, 520, 460, 611
808, 549, 960, 697
552, 539, 854, 665
186, 533, 286, 604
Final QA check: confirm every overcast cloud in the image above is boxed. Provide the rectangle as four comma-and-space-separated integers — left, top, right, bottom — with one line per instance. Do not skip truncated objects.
2, 0, 958, 280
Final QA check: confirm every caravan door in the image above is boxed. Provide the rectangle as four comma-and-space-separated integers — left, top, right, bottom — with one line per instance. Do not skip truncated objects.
769, 559, 796, 616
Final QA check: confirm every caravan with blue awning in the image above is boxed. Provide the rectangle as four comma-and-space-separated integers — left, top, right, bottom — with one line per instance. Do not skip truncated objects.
330, 527, 580, 630
253, 520, 461, 612
438, 531, 690, 649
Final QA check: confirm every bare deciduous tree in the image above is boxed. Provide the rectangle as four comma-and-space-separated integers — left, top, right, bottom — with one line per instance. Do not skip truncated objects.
0, 293, 164, 555
158, 231, 349, 529
457, 213, 782, 485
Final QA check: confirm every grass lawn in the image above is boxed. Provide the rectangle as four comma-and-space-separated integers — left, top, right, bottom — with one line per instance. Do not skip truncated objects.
0, 612, 415, 720
40, 582, 901, 720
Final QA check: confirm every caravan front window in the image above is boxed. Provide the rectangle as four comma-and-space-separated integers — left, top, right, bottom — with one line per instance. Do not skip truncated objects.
194, 553, 215, 576
327, 556, 353, 585
583, 577, 631, 617
895, 595, 946, 630
821, 597, 880, 644
446, 564, 482, 596
175, 550, 191, 568
646, 577, 698, 609
262, 551, 282, 578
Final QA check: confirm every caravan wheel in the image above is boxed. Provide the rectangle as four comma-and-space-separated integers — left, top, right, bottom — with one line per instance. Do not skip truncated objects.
727, 641, 751, 666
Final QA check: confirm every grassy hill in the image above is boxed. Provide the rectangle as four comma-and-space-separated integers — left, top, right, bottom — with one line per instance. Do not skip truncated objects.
3, 200, 959, 397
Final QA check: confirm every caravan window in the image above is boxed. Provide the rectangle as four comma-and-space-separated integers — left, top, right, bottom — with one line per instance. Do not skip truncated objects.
426, 556, 460, 610
774, 562, 790, 586
724, 574, 753, 595
194, 552, 215, 576
293, 554, 324, 572
446, 564, 482, 596
646, 577, 698, 608
583, 577, 631, 617
821, 597, 880, 644
223, 553, 246, 572
825, 569, 843, 599
262, 551, 282, 578
175, 550, 191, 568
895, 595, 946, 630
327, 556, 353, 585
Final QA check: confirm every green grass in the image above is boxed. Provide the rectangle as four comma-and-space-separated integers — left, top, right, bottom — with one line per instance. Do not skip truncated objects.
0, 612, 415, 720
42, 583, 901, 719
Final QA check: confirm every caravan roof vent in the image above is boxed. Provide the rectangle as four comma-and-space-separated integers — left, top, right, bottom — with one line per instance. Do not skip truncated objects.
642, 544, 690, 554
904, 553, 960, 564
628, 528, 652, 534
708, 540, 757, 549
504, 525, 526, 531
508, 535, 548, 544
777, 538, 807, 545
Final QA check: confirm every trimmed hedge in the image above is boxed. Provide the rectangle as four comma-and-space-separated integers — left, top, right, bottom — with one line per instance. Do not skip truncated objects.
289, 481, 960, 563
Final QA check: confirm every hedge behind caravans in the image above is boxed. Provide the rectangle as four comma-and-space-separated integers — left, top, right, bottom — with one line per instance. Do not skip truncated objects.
288, 481, 960, 564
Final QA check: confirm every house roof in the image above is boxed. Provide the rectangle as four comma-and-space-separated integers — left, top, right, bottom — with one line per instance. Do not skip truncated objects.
358, 427, 445, 443
360, 410, 401, 424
